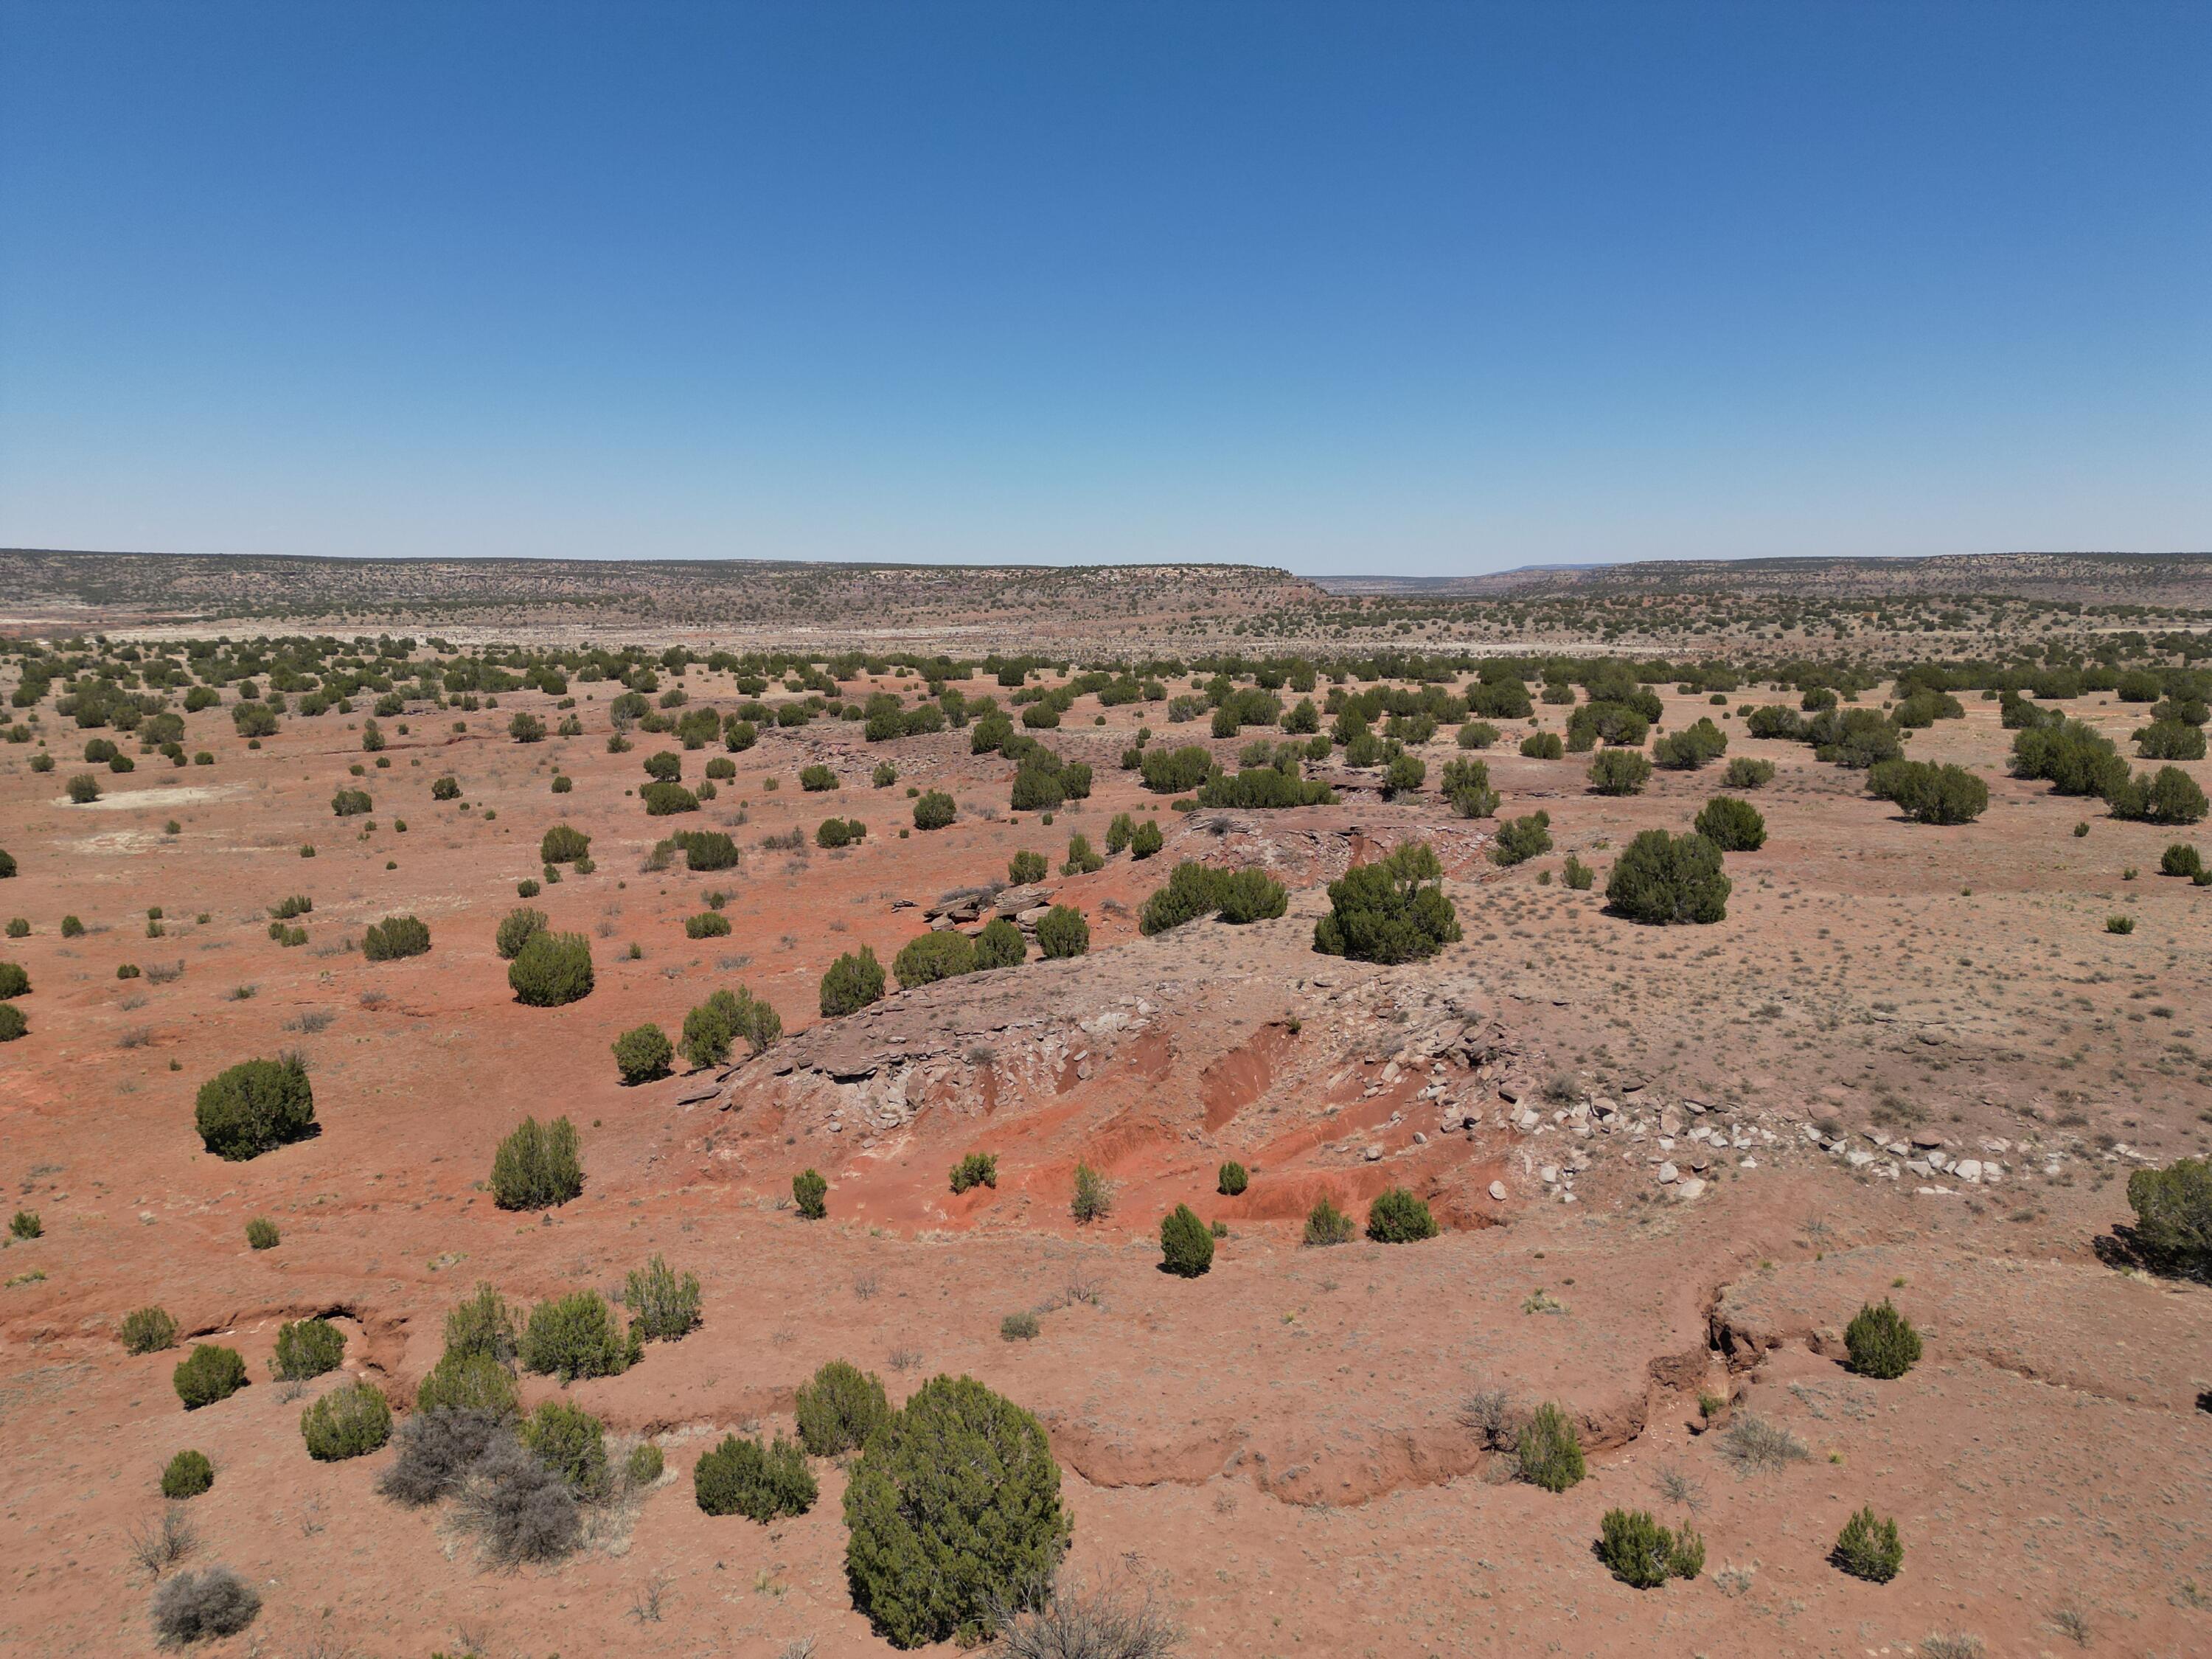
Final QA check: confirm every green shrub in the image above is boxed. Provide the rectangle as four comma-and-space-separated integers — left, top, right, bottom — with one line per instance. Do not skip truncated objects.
2124, 1156, 2211, 1279
1491, 810, 1553, 866
801, 764, 840, 793
2107, 913, 2135, 935
271, 1317, 346, 1381
517, 877, 540, 897
684, 911, 732, 939
820, 945, 887, 1016
1060, 832, 1103, 874
795, 1358, 890, 1456
1130, 819, 1164, 858
1516, 1402, 1585, 1492
414, 1349, 520, 1416
363, 914, 431, 961
950, 1152, 998, 1194
1303, 1196, 1354, 1246
1440, 756, 1498, 818
1519, 731, 1564, 759
1832, 1506, 1903, 1582
521, 1290, 636, 1381
641, 780, 699, 815
2106, 764, 2208, 826
622, 1254, 701, 1341
1139, 744, 1213, 793
1217, 1160, 1248, 1196
194, 1054, 316, 1160
173, 1343, 248, 1409
1652, 717, 1728, 771
1001, 1310, 1040, 1340
0, 961, 27, 999
793, 1168, 828, 1220
695, 1431, 817, 1521
507, 930, 594, 1005
246, 1216, 279, 1249
521, 1399, 608, 1495
1865, 759, 1988, 824
2162, 843, 2204, 879
681, 985, 782, 1067
612, 1022, 673, 1084
1606, 830, 1731, 925
1723, 756, 1775, 789
0, 849, 13, 880
1694, 795, 1766, 852
2011, 719, 2126, 796
490, 1114, 584, 1210
627, 1441, 665, 1486
896, 928, 977, 990
1587, 748, 1652, 796
1598, 1508, 1705, 1587
0, 1002, 24, 1043
2135, 720, 2207, 761
643, 749, 684, 782
1008, 849, 1048, 884
1314, 842, 1461, 961
1070, 1161, 1112, 1224
1035, 904, 1089, 959
1457, 720, 1500, 749
1366, 1186, 1439, 1242
912, 790, 956, 830
302, 1380, 392, 1460
330, 787, 372, 817
8, 1207, 38, 1239
431, 774, 460, 801
1562, 854, 1595, 890
682, 828, 742, 869
1159, 1204, 1214, 1277
974, 917, 1026, 969
66, 772, 102, 804
1843, 1299, 1922, 1378
121, 1305, 179, 1354
842, 1374, 1071, 1646
161, 1448, 215, 1500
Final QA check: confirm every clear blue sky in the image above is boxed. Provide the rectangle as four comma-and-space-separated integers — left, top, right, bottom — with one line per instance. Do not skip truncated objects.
1, 1, 2205, 574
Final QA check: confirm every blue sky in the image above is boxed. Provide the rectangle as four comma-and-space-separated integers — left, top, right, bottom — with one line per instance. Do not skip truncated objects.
1, 1, 2205, 575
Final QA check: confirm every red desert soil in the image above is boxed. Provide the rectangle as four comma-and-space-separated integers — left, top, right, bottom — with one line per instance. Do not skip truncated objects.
1, 662, 2209, 1658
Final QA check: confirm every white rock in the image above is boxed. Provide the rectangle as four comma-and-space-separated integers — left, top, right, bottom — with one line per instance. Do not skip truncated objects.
1846, 1150, 1875, 1169
1539, 1165, 1559, 1184
1955, 1158, 1983, 1183
1656, 1161, 1678, 1183
1488, 1180, 1507, 1201
1363, 1145, 1384, 1162
1672, 1178, 1707, 1200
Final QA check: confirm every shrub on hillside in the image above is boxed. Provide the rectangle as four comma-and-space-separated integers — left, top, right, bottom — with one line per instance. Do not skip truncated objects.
684, 911, 733, 939
1439, 756, 1498, 818
174, 1343, 248, 1409
1843, 1298, 1922, 1378
2010, 720, 2126, 797
2124, 1156, 2211, 1280
271, 1317, 346, 1382
161, 1448, 215, 1500
1491, 811, 1553, 866
194, 1054, 316, 1160
974, 916, 1026, 968
896, 928, 977, 990
820, 946, 887, 1017
622, 1254, 702, 1341
640, 780, 699, 815
912, 790, 956, 830
1036, 904, 1090, 959
612, 1021, 674, 1084
330, 787, 372, 817
1159, 1204, 1214, 1277
1652, 717, 1727, 770
1139, 744, 1213, 794
793, 1167, 828, 1220
1587, 748, 1652, 796
950, 1152, 998, 1194
431, 774, 460, 801
520, 1398, 608, 1496
302, 1380, 392, 1460
695, 1431, 817, 1521
1723, 756, 1775, 789
412, 1352, 519, 1419
122, 1305, 180, 1354
2106, 765, 2208, 826
1303, 1197, 1354, 1245
490, 1114, 583, 1210
794, 1359, 890, 1457
1366, 1186, 1439, 1242
1070, 1161, 1113, 1224
1217, 1160, 1248, 1196
681, 828, 742, 869
1516, 1402, 1585, 1492
495, 906, 548, 960
1314, 841, 1461, 962
843, 1374, 1071, 1646
1599, 1508, 1705, 1588
521, 1290, 636, 1382
539, 824, 591, 863
0, 961, 29, 1000
1832, 1506, 1904, 1582
2134, 720, 2206, 761
1606, 830, 1731, 925
681, 985, 782, 1067
800, 764, 839, 793
2161, 843, 2203, 880
1519, 731, 1564, 759
363, 914, 431, 961
1008, 849, 1048, 885
1694, 795, 1766, 851
1865, 759, 1988, 824
150, 1567, 261, 1644
507, 930, 594, 1005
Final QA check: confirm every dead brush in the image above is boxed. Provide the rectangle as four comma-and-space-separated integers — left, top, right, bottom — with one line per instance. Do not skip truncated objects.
1719, 1413, 1809, 1474
989, 1571, 1181, 1659
128, 1505, 200, 1579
